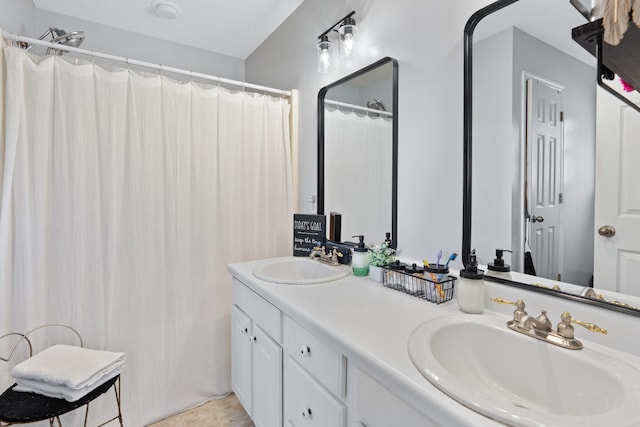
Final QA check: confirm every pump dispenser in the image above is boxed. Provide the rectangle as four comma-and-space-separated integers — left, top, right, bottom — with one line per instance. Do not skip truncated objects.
488, 249, 511, 272
486, 249, 512, 280
457, 250, 485, 314
352, 235, 370, 276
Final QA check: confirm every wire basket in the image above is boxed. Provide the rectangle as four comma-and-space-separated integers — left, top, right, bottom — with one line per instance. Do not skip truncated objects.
382, 266, 456, 304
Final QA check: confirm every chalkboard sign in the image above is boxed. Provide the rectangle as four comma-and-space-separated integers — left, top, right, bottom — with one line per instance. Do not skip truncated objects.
293, 214, 326, 257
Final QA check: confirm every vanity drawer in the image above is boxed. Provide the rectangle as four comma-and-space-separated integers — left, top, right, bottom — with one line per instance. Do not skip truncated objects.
284, 355, 345, 427
232, 278, 281, 343
283, 315, 344, 397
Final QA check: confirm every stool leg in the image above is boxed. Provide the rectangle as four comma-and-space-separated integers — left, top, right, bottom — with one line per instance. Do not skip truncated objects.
84, 402, 90, 427
56, 416, 63, 427
114, 378, 123, 427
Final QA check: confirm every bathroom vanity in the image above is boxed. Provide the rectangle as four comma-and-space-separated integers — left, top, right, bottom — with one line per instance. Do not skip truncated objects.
229, 256, 640, 427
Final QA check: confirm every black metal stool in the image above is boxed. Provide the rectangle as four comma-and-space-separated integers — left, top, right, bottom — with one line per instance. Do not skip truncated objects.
0, 325, 124, 427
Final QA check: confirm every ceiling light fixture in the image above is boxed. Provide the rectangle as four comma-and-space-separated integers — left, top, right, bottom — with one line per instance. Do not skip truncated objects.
317, 11, 358, 73
151, 0, 182, 19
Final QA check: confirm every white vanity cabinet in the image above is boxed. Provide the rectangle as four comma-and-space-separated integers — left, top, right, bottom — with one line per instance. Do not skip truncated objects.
282, 315, 347, 426
231, 279, 283, 427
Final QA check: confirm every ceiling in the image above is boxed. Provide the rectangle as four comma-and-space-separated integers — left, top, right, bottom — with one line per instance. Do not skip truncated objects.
32, 0, 306, 59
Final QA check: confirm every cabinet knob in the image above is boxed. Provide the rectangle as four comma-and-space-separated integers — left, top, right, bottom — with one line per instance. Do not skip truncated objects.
300, 345, 311, 356
240, 327, 248, 335
251, 336, 257, 343
301, 408, 312, 419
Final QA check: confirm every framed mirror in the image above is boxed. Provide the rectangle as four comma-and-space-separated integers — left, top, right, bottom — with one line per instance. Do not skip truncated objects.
318, 57, 398, 247
463, 0, 640, 315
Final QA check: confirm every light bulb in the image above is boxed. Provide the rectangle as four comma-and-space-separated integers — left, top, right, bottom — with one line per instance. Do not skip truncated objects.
320, 48, 331, 69
338, 22, 357, 60
343, 33, 354, 58
317, 36, 333, 73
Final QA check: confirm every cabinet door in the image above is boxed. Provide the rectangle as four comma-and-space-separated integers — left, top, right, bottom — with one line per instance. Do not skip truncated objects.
252, 324, 283, 427
284, 356, 345, 427
231, 305, 253, 415
355, 369, 437, 427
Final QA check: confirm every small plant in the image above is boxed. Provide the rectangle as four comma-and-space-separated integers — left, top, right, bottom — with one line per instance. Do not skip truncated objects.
368, 241, 396, 267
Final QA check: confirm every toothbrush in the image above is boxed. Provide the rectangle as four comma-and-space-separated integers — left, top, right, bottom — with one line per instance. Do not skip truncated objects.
436, 250, 442, 267
423, 260, 441, 297
444, 252, 458, 268
424, 259, 445, 298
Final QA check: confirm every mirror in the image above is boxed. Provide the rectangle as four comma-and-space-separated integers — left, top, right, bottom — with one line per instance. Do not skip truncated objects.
318, 57, 398, 247
464, 0, 640, 315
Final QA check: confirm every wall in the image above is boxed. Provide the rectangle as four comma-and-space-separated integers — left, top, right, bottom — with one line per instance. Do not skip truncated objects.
0, 0, 245, 80
246, 0, 489, 264
471, 27, 515, 266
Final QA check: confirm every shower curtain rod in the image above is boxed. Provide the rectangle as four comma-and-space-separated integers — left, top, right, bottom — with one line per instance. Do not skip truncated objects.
2, 31, 292, 97
325, 99, 393, 117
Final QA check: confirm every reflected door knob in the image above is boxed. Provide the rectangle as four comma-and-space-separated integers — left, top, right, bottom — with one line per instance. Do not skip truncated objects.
598, 225, 616, 237
531, 215, 545, 223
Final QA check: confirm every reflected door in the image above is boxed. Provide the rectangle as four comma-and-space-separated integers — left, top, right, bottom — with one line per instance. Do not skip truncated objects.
526, 77, 564, 281
594, 88, 640, 296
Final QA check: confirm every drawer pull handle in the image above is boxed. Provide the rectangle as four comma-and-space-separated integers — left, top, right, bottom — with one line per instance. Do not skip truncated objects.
300, 345, 311, 356
302, 408, 312, 419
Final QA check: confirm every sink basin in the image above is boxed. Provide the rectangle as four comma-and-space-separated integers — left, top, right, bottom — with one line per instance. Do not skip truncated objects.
253, 258, 351, 284
408, 314, 640, 426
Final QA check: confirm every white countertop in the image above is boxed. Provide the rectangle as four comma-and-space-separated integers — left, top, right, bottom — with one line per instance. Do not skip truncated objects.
229, 256, 503, 427
229, 256, 640, 427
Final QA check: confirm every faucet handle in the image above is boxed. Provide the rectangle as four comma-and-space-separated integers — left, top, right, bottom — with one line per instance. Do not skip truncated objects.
564, 312, 607, 335
491, 297, 521, 306
491, 297, 527, 322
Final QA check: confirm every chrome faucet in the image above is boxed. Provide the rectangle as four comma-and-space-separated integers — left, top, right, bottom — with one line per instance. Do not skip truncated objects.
491, 298, 607, 350
309, 246, 343, 266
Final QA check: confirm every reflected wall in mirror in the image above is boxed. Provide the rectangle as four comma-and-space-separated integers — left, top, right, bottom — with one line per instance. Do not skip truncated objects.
318, 57, 398, 248
467, 0, 640, 314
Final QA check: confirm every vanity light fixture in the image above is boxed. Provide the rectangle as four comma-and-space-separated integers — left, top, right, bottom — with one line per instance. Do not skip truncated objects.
317, 11, 358, 73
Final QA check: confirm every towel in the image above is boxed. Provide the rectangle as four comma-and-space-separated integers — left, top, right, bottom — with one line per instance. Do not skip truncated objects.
12, 345, 126, 390
603, 0, 631, 45
13, 366, 123, 402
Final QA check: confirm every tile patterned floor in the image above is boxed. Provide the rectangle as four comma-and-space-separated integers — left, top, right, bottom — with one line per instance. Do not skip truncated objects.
148, 393, 254, 427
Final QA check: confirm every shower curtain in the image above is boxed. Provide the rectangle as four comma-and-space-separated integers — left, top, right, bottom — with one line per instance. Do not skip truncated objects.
0, 46, 293, 425
324, 108, 393, 241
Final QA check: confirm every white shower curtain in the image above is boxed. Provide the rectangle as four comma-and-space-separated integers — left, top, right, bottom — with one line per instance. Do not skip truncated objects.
0, 46, 293, 426
324, 108, 392, 242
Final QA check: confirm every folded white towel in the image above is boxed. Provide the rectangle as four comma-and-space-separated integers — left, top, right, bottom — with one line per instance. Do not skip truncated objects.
13, 366, 123, 402
12, 345, 126, 390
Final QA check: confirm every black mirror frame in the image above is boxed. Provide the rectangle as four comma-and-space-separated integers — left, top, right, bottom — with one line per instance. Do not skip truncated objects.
462, 0, 640, 316
317, 57, 399, 248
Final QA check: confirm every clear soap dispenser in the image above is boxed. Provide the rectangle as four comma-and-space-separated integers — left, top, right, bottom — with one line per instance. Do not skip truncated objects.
458, 250, 485, 314
352, 235, 369, 276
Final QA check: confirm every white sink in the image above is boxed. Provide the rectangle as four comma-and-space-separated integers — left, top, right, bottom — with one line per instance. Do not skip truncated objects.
252, 258, 351, 284
408, 314, 640, 426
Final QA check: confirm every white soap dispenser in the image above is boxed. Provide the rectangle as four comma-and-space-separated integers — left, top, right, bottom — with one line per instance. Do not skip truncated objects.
457, 250, 485, 314
352, 235, 370, 277
485, 249, 512, 280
